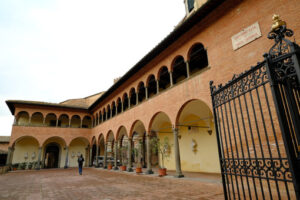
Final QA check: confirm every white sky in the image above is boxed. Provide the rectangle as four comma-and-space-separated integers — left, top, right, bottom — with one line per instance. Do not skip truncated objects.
0, 0, 186, 136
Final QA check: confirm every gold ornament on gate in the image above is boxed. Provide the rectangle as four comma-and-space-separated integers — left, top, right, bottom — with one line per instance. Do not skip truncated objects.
271, 14, 286, 31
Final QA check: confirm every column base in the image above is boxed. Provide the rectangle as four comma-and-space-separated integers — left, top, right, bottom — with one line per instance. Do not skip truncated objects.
146, 169, 154, 174
64, 166, 68, 169
35, 167, 40, 170
127, 167, 133, 172
113, 166, 119, 170
174, 174, 184, 178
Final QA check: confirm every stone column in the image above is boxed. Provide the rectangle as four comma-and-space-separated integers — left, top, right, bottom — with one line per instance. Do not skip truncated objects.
121, 102, 124, 112
105, 111, 108, 121
64, 146, 69, 169
89, 146, 92, 166
173, 127, 184, 178
36, 147, 42, 170
104, 143, 108, 168
80, 119, 83, 128
185, 61, 190, 78
169, 71, 173, 86
29, 116, 32, 125
68, 118, 71, 127
127, 138, 133, 172
156, 80, 160, 94
95, 144, 99, 168
43, 117, 46, 126
6, 147, 12, 166
9, 147, 15, 166
113, 142, 119, 170
145, 87, 148, 99
128, 98, 131, 109
56, 118, 59, 127
110, 109, 112, 119
13, 117, 17, 125
85, 147, 89, 167
136, 93, 139, 105
115, 107, 118, 115
146, 134, 153, 174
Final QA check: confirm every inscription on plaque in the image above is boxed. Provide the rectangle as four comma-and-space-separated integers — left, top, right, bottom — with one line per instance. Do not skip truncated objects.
231, 22, 262, 50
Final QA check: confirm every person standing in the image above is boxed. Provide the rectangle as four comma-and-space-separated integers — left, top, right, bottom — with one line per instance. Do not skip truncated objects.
77, 154, 84, 175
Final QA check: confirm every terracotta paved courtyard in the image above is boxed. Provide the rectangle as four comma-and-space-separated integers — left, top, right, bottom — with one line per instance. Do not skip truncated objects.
0, 168, 224, 200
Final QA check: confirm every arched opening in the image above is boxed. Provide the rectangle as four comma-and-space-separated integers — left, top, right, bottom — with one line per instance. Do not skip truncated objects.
172, 56, 187, 85
158, 66, 170, 92
99, 136, 105, 156
91, 137, 97, 166
45, 113, 57, 127
70, 115, 81, 128
147, 74, 157, 98
107, 105, 111, 120
176, 99, 219, 173
131, 121, 147, 168
42, 137, 66, 168
117, 98, 122, 114
188, 43, 208, 76
31, 112, 44, 126
82, 116, 92, 128
117, 126, 128, 167
69, 137, 89, 167
58, 114, 69, 127
95, 114, 99, 126
99, 111, 103, 124
130, 88, 137, 107
44, 143, 60, 168
123, 93, 129, 111
12, 136, 40, 166
138, 82, 146, 103
111, 102, 116, 117
149, 112, 173, 170
103, 109, 106, 122
106, 131, 115, 165
16, 111, 29, 126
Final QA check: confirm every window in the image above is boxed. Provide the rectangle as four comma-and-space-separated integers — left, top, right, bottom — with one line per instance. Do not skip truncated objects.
187, 0, 194, 12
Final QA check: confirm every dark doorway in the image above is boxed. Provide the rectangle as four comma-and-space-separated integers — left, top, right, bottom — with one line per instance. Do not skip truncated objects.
44, 143, 60, 168
92, 144, 96, 166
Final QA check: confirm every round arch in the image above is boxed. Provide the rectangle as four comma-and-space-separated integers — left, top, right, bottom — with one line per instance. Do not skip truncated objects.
58, 114, 69, 127
11, 136, 40, 167
31, 112, 44, 126
175, 99, 219, 173
148, 112, 173, 170
15, 111, 30, 126
70, 115, 81, 128
45, 113, 57, 127
42, 136, 67, 168
69, 137, 89, 167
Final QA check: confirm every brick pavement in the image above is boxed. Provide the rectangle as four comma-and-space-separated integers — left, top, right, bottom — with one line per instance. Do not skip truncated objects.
0, 168, 224, 200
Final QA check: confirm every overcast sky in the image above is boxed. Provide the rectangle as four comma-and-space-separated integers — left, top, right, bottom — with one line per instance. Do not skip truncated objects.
0, 0, 185, 136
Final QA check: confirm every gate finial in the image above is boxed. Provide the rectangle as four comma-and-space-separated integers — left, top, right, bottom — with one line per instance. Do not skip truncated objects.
271, 14, 286, 31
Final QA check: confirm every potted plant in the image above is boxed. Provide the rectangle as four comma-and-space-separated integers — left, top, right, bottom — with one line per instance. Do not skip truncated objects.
28, 162, 33, 170
12, 163, 18, 171
107, 159, 113, 170
119, 146, 128, 171
151, 136, 171, 176
20, 162, 27, 170
134, 141, 143, 174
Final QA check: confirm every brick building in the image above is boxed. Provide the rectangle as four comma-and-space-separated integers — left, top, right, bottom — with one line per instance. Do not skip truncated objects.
4, 0, 300, 180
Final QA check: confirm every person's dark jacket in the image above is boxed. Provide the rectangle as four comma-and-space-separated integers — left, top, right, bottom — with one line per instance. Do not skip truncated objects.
78, 156, 84, 167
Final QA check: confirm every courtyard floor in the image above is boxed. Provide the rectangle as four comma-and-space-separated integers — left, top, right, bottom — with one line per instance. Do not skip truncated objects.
0, 167, 224, 200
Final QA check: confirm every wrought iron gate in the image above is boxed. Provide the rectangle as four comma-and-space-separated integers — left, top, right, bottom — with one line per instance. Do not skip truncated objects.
210, 19, 300, 199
